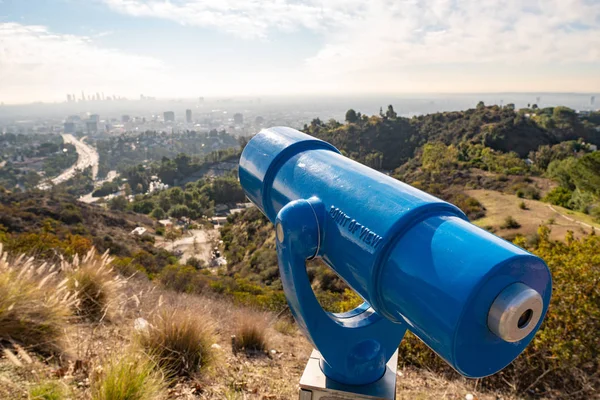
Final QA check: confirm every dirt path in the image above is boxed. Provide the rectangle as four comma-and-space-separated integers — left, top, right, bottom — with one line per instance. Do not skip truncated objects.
156, 228, 217, 264
546, 204, 595, 229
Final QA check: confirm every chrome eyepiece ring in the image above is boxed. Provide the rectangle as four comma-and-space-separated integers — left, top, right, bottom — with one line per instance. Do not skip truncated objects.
487, 282, 543, 343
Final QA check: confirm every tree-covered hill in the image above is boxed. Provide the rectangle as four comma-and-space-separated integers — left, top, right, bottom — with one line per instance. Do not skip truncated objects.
305, 104, 600, 169
0, 189, 175, 272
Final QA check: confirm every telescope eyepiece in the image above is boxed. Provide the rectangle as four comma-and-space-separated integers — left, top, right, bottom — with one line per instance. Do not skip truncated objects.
487, 283, 543, 343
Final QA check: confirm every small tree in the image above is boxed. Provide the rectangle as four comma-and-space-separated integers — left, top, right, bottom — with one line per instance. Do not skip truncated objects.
150, 207, 166, 220
108, 196, 128, 211
385, 105, 397, 119
169, 204, 191, 219
345, 109, 358, 123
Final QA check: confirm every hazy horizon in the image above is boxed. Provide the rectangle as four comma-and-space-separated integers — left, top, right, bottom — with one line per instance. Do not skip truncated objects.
1, 0, 600, 104
1, 92, 597, 126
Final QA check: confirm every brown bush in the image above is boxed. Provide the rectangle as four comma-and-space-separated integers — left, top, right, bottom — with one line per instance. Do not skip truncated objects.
233, 314, 268, 354
64, 250, 124, 322
137, 307, 214, 379
0, 244, 76, 355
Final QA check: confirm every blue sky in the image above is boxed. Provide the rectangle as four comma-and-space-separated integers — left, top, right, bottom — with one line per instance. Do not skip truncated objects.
1, 0, 599, 104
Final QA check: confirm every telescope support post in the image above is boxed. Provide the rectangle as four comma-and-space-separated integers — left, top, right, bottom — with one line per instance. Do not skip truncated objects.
299, 349, 398, 400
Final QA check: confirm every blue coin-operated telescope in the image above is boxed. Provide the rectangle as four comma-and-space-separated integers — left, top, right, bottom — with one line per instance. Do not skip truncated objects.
239, 127, 551, 397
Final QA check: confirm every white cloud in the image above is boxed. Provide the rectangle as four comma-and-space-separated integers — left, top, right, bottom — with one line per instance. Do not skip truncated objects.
102, 0, 364, 39
0, 22, 168, 103
101, 0, 600, 93
305, 0, 600, 76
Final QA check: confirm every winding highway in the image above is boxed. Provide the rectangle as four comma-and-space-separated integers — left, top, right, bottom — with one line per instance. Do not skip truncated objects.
38, 134, 99, 190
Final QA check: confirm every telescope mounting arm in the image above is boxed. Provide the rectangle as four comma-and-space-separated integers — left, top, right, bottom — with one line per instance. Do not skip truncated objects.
275, 198, 407, 385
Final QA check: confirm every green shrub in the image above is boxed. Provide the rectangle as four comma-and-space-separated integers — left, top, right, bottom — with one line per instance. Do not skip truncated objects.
451, 192, 486, 219
186, 256, 205, 270
137, 308, 214, 379
501, 215, 521, 229
29, 381, 69, 400
519, 201, 528, 210
543, 186, 572, 208
158, 265, 207, 293
92, 352, 166, 400
150, 208, 166, 220
273, 318, 296, 336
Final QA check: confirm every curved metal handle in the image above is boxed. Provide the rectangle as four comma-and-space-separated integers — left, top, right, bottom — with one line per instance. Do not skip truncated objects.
275, 198, 407, 385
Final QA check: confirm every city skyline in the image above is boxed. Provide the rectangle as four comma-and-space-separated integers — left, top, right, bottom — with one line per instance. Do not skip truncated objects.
1, 0, 600, 104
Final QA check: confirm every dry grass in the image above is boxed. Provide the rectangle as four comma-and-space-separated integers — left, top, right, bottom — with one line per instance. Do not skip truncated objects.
273, 317, 296, 336
467, 189, 600, 241
91, 351, 167, 400
0, 244, 76, 355
64, 250, 124, 322
0, 246, 528, 400
233, 314, 268, 354
136, 307, 214, 379
28, 380, 70, 400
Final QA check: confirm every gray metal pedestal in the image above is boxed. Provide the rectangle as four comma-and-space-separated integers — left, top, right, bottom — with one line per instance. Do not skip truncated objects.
298, 349, 398, 400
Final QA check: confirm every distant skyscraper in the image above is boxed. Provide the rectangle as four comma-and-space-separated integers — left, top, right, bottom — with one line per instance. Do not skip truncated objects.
198, 97, 204, 103
90, 114, 100, 123
81, 91, 86, 102
164, 111, 175, 122
64, 122, 75, 133
233, 113, 244, 125
66, 94, 71, 102
122, 115, 131, 123
85, 121, 98, 134
186, 109, 192, 123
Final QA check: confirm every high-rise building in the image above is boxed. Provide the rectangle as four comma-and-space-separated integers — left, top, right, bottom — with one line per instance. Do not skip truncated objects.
164, 111, 175, 122
86, 121, 98, 134
122, 115, 131, 123
186, 109, 192, 123
233, 113, 244, 125
66, 94, 71, 103
81, 91, 86, 102
64, 122, 76, 133
90, 114, 100, 123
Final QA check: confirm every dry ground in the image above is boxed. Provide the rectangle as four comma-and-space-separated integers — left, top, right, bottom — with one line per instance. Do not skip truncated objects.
467, 189, 600, 241
0, 277, 516, 400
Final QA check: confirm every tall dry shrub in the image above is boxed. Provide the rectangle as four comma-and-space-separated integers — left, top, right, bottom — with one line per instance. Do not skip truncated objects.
0, 244, 76, 355
137, 307, 214, 379
64, 250, 124, 322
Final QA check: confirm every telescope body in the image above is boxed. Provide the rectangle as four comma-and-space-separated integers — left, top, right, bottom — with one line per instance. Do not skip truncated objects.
239, 127, 551, 385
